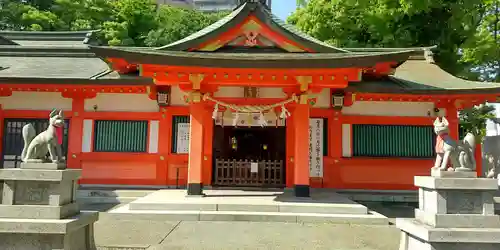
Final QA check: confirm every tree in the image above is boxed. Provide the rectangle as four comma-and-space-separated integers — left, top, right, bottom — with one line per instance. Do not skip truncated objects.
145, 5, 228, 47
289, 0, 499, 138
0, 0, 227, 46
288, 0, 489, 78
460, 105, 496, 141
461, 0, 500, 82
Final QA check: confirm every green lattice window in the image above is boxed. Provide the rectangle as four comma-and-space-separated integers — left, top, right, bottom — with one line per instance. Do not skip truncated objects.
171, 116, 190, 154
352, 124, 435, 158
93, 120, 148, 152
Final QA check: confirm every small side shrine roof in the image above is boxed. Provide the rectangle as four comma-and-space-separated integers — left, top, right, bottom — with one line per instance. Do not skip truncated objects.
346, 59, 500, 95
0, 31, 151, 85
0, 30, 98, 47
158, 1, 347, 53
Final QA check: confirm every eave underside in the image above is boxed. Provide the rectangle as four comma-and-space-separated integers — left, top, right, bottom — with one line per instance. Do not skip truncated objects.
90, 46, 414, 69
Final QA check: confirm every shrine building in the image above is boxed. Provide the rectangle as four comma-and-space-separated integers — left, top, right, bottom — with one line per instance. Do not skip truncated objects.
1, 0, 500, 197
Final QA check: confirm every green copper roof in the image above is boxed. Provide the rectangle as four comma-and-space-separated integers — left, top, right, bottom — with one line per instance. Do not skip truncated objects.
157, 1, 347, 53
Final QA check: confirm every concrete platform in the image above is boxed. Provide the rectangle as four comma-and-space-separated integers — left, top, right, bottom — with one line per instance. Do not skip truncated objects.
129, 189, 368, 214
106, 189, 389, 225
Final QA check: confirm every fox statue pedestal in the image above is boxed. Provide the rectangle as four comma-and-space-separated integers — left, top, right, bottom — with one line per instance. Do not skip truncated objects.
397, 170, 500, 250
0, 162, 98, 250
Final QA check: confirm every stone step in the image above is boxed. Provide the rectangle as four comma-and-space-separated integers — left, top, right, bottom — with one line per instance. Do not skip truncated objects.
128, 200, 369, 215
103, 204, 388, 225
128, 189, 370, 215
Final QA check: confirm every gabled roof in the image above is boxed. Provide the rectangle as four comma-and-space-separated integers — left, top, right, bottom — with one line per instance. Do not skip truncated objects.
157, 1, 347, 53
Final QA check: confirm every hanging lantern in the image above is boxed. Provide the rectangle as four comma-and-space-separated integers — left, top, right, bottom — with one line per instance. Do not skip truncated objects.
332, 92, 345, 110
156, 87, 171, 106
231, 136, 238, 150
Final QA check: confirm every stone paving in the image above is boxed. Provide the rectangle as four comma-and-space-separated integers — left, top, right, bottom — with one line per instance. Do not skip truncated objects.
84, 201, 417, 250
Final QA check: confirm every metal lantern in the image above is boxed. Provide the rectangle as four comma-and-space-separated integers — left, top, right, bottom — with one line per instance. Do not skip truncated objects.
156, 87, 170, 106
332, 92, 345, 110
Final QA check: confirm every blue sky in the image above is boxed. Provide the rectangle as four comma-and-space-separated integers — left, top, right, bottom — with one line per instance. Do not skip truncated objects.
271, 0, 297, 21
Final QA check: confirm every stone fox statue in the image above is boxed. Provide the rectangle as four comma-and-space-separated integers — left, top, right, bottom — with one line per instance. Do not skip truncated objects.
432, 117, 476, 172
21, 109, 65, 163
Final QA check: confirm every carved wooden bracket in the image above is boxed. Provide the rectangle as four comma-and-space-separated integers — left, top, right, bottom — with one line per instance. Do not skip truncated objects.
189, 73, 205, 90
295, 76, 313, 92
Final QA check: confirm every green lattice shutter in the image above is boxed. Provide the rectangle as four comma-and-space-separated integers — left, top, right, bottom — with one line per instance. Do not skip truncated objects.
352, 124, 435, 158
93, 120, 148, 152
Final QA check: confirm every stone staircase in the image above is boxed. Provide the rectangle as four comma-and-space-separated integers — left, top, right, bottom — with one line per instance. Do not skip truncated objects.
103, 189, 389, 225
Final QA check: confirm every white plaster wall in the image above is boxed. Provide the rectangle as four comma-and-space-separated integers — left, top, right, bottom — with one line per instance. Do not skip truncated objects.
82, 119, 93, 153
342, 101, 434, 117
257, 87, 286, 98
170, 85, 187, 106
342, 124, 352, 157
214, 87, 244, 98
148, 120, 159, 153
313, 88, 331, 108
84, 93, 158, 112
0, 92, 72, 110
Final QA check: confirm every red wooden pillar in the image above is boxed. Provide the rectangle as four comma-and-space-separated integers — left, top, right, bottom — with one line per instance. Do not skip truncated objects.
67, 97, 84, 169
187, 101, 205, 195
446, 105, 459, 140
293, 101, 310, 197
157, 108, 170, 185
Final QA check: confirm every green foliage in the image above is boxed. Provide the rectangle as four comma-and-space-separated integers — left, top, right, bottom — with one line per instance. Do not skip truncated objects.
288, 0, 489, 76
145, 5, 228, 47
460, 105, 496, 142
0, 0, 226, 46
290, 0, 499, 140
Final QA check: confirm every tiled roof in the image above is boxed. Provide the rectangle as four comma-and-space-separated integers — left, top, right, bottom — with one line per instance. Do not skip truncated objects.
90, 45, 417, 68
0, 30, 145, 83
346, 59, 500, 94
0, 30, 98, 47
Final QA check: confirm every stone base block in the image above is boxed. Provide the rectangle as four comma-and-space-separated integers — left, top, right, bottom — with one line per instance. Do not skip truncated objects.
20, 162, 67, 170
0, 202, 79, 219
414, 208, 500, 228
0, 169, 81, 182
430, 168, 477, 178
397, 218, 500, 249
415, 176, 498, 190
0, 212, 98, 250
399, 231, 500, 250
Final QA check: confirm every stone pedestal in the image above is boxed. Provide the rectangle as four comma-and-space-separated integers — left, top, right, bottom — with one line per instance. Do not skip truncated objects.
397, 170, 500, 250
0, 162, 98, 250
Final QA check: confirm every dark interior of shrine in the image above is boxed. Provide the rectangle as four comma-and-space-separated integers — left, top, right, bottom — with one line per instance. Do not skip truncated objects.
212, 125, 286, 162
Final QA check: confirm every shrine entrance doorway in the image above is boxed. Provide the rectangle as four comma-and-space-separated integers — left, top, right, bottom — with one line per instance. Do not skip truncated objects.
212, 124, 286, 187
